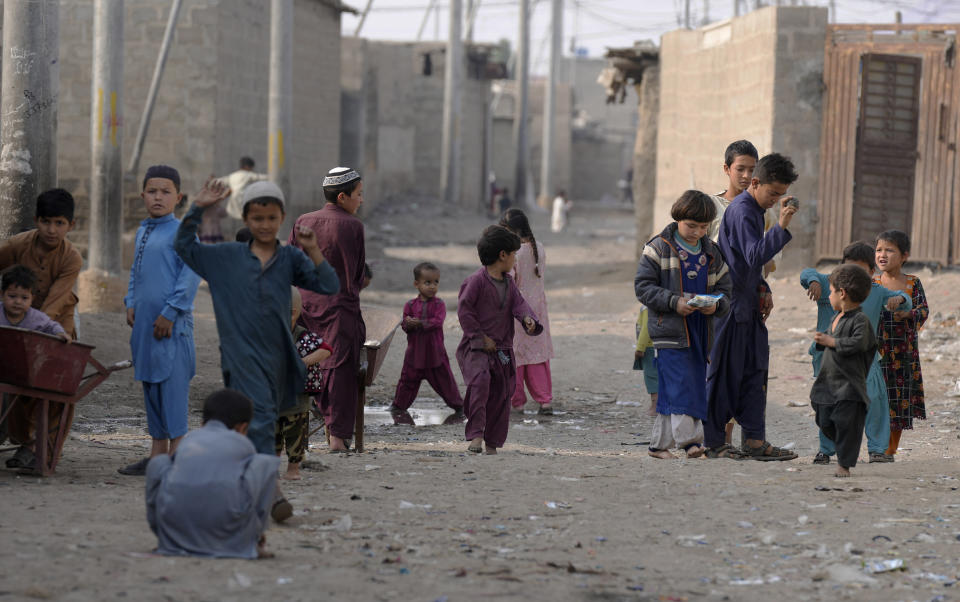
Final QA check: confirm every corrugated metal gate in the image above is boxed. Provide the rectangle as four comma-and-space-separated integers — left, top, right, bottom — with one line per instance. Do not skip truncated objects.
817, 25, 960, 265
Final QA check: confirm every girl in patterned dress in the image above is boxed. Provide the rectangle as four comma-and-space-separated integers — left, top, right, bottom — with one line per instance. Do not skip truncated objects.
874, 230, 929, 458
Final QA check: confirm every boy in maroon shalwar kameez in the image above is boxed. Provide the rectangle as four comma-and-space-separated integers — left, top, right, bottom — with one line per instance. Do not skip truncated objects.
390, 262, 463, 417
457, 226, 542, 455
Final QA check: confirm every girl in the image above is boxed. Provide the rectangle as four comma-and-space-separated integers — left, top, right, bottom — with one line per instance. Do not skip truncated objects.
634, 190, 732, 459
500, 209, 555, 415
874, 230, 929, 458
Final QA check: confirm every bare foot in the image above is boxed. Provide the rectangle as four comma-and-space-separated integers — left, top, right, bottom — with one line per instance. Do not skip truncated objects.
724, 421, 735, 445
467, 437, 483, 453
484, 446, 498, 455
648, 449, 675, 459
646, 395, 658, 417
329, 435, 348, 452
835, 466, 851, 478
283, 463, 302, 480
686, 445, 705, 459
257, 535, 275, 559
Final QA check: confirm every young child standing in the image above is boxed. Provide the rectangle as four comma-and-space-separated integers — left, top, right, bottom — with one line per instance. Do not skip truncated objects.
874, 230, 929, 458
389, 262, 463, 417
118, 166, 202, 477
633, 306, 657, 417
457, 225, 542, 455
499, 209, 555, 415
635, 191, 732, 459
277, 288, 332, 480
810, 265, 877, 477
801, 242, 910, 464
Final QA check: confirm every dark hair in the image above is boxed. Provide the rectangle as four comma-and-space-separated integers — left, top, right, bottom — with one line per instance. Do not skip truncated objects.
1, 264, 37, 293
323, 177, 362, 204
235, 227, 253, 243
841, 241, 876, 272
477, 225, 521, 266
499, 208, 541, 277
241, 197, 285, 219
35, 188, 75, 222
142, 164, 181, 192
876, 229, 911, 255
829, 264, 872, 304
239, 156, 255, 169
724, 140, 759, 167
202, 389, 253, 429
753, 153, 798, 186
670, 190, 717, 223
413, 262, 438, 280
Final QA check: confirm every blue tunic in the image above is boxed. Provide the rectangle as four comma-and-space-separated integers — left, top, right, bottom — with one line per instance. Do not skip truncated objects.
174, 205, 340, 454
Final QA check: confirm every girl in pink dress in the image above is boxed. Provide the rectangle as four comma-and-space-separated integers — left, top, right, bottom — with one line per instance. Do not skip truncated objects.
500, 209, 555, 415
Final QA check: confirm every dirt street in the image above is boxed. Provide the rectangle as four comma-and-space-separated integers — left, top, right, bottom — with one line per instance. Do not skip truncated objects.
2, 200, 959, 602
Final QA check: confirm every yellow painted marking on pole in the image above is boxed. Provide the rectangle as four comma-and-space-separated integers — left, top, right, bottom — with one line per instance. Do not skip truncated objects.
277, 130, 285, 169
96, 88, 103, 141
109, 91, 118, 147
268, 133, 275, 172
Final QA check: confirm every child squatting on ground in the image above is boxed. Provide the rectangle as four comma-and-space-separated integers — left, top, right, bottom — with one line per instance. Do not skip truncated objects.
634, 190, 732, 459
389, 262, 464, 420
146, 389, 280, 558
809, 264, 878, 477
800, 241, 910, 464
277, 288, 332, 481
873, 229, 929, 457
119, 165, 202, 476
457, 225, 543, 455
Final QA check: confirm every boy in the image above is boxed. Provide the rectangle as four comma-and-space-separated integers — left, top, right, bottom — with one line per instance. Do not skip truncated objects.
175, 179, 338, 516
457, 226, 542, 455
146, 389, 280, 558
810, 265, 877, 477
705, 153, 799, 460
119, 166, 202, 477
390, 262, 464, 418
0, 188, 81, 338
801, 242, 909, 464
2, 265, 70, 470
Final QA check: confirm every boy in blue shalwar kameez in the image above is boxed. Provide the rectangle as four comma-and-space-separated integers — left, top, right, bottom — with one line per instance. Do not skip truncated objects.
119, 166, 202, 476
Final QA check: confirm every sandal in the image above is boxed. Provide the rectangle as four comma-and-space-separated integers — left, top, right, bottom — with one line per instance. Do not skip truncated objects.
742, 441, 797, 461
869, 452, 894, 463
704, 444, 745, 459
813, 452, 830, 464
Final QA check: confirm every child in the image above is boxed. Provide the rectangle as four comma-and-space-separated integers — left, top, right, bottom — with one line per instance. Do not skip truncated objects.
810, 265, 877, 477
801, 242, 910, 464
146, 389, 280, 558
287, 167, 366, 453
2, 265, 70, 471
633, 306, 658, 417
635, 191, 732, 459
0, 188, 82, 338
118, 166, 202, 477
550, 190, 572, 233
874, 230, 929, 458
705, 153, 799, 460
175, 179, 339, 518
277, 288, 332, 480
389, 262, 464, 417
457, 225, 542, 455
500, 209, 555, 415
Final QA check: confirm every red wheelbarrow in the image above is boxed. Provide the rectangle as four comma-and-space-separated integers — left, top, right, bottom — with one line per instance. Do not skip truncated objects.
0, 326, 131, 476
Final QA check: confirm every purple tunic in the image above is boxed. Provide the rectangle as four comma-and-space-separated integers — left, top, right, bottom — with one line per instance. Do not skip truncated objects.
0, 305, 66, 336
393, 296, 462, 411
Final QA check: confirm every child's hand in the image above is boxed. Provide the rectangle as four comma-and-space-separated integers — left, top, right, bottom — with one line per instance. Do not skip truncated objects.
886, 296, 904, 311
635, 349, 643, 361
58, 332, 72, 343
813, 332, 836, 348
194, 176, 229, 208
296, 225, 318, 250
523, 316, 536, 334
482, 335, 496, 353
807, 281, 821, 300
760, 292, 774, 322
126, 307, 135, 327
405, 316, 422, 329
153, 315, 174, 339
675, 297, 695, 316
778, 196, 798, 229
699, 302, 717, 315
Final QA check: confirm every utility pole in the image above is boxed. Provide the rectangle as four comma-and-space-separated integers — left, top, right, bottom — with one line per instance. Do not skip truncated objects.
829, 0, 836, 23
416, 0, 437, 40
0, 0, 60, 238
513, 0, 530, 207
684, 0, 690, 28
89, 0, 124, 275
440, 0, 462, 204
268, 0, 293, 201
539, 0, 561, 207
354, 0, 374, 36
734, 0, 740, 17
465, 0, 474, 42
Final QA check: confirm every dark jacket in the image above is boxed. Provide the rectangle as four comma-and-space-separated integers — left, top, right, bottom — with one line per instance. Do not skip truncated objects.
634, 223, 732, 349
810, 307, 877, 406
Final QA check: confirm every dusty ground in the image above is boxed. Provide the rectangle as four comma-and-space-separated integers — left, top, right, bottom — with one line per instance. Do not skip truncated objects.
2, 199, 960, 602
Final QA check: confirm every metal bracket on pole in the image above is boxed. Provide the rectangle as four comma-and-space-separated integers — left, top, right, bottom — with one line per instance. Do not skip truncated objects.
354, 0, 374, 36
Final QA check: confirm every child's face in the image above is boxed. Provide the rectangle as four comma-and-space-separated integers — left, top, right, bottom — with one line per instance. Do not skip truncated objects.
244, 203, 285, 244
291, 306, 301, 331
723, 154, 756, 195
676, 220, 710, 245
415, 269, 440, 299
2, 285, 33, 322
843, 259, 874, 277
34, 215, 74, 250
828, 283, 845, 312
142, 178, 182, 218
749, 179, 789, 210
337, 181, 364, 215
499, 250, 517, 273
875, 239, 906, 273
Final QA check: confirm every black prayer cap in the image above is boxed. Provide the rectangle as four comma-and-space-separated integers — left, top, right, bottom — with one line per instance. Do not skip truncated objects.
143, 164, 181, 191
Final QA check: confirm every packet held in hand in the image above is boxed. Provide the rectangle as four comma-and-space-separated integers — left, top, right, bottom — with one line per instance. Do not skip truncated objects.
686, 293, 723, 309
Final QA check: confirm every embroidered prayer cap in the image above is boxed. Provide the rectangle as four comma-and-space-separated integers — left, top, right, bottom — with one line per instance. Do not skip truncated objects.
322, 166, 360, 188
242, 180, 285, 210
143, 165, 181, 191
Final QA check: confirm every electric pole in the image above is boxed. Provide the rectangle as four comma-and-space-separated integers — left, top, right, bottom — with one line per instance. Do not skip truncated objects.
513, 0, 530, 207
684, 0, 691, 28
440, 0, 462, 204
539, 0, 561, 206
268, 0, 293, 201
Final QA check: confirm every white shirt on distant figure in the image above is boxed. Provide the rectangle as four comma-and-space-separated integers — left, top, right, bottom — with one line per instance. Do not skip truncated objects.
551, 196, 571, 233
218, 169, 269, 220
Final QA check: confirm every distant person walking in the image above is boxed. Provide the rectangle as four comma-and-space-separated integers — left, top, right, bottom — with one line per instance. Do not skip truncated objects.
498, 187, 513, 215
550, 190, 572, 233
217, 156, 268, 238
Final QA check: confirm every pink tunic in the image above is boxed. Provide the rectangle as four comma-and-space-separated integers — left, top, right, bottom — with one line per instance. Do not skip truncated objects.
511, 242, 553, 366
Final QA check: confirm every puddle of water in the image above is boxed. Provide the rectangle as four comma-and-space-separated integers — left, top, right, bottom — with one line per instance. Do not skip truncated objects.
365, 403, 462, 427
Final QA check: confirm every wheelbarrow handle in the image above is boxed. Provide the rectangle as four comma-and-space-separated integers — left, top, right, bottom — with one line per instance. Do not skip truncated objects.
107, 360, 133, 372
